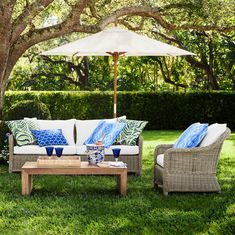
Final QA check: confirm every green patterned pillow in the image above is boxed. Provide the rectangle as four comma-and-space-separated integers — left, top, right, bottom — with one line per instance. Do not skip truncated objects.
24, 118, 40, 131
6, 119, 39, 146
116, 119, 148, 145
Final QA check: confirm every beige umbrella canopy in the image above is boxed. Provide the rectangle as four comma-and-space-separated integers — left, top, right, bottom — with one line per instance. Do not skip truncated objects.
42, 26, 195, 117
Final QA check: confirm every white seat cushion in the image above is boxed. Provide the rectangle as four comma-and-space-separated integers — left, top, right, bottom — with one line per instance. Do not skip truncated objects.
199, 123, 227, 147
14, 145, 77, 155
75, 116, 126, 146
37, 119, 76, 145
76, 145, 139, 155
156, 154, 164, 167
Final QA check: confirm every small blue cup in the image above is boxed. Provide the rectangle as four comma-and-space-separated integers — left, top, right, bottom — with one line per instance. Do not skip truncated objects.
45, 146, 54, 156
55, 147, 64, 158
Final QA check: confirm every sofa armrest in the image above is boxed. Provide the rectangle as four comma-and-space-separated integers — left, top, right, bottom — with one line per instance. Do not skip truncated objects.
8, 134, 14, 156
136, 135, 143, 176
8, 134, 15, 173
137, 135, 143, 147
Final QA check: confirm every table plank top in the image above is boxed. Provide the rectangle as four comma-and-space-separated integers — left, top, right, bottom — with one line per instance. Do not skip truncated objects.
21, 162, 127, 175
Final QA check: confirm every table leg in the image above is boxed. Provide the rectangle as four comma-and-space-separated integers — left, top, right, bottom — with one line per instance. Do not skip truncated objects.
22, 170, 32, 195
29, 175, 33, 193
117, 171, 127, 196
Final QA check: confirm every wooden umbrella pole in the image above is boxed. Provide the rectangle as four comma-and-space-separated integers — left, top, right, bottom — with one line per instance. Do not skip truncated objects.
113, 52, 119, 118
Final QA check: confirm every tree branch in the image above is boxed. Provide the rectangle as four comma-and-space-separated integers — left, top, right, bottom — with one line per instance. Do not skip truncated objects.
11, 4, 235, 65
152, 30, 208, 70
117, 17, 145, 31
89, 2, 101, 19
98, 6, 235, 32
11, 0, 54, 43
32, 72, 81, 86
156, 57, 188, 88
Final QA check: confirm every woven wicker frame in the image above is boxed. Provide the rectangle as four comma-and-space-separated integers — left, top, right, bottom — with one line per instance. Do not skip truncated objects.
8, 135, 143, 175
154, 128, 231, 195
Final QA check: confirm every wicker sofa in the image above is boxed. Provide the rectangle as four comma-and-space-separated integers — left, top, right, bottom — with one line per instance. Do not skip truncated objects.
8, 118, 143, 175
154, 126, 231, 195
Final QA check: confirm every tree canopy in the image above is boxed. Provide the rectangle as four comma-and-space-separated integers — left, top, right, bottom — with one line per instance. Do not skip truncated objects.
0, 0, 234, 116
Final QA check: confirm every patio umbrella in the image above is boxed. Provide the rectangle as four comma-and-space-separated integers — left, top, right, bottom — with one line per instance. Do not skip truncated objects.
42, 26, 195, 117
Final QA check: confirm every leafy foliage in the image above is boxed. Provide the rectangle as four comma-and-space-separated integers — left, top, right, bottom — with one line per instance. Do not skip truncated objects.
0, 121, 9, 152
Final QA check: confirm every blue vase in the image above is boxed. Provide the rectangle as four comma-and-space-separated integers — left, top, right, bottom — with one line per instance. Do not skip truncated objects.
86, 144, 105, 165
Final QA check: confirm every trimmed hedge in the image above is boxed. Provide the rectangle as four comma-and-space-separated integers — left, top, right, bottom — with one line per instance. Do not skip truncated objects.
5, 100, 51, 120
3, 91, 235, 130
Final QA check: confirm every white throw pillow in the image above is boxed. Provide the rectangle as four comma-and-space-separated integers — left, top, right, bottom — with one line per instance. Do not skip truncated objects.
36, 119, 76, 145
199, 123, 227, 147
75, 116, 126, 145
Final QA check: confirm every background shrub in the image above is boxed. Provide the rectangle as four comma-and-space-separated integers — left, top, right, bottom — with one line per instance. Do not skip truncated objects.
3, 91, 235, 130
5, 100, 51, 120
0, 121, 9, 151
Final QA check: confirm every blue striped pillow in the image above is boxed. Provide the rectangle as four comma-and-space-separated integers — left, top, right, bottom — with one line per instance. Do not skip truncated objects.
84, 121, 125, 148
174, 123, 208, 148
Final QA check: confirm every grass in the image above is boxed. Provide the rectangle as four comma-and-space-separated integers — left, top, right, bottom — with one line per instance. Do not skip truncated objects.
0, 130, 234, 235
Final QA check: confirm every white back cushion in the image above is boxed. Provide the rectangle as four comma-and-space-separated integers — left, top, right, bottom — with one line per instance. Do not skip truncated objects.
199, 123, 227, 147
75, 116, 126, 145
37, 119, 76, 145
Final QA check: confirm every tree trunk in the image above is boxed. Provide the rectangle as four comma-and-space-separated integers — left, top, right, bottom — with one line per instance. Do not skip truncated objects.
0, 37, 11, 119
207, 37, 220, 90
79, 57, 89, 90
0, 59, 17, 119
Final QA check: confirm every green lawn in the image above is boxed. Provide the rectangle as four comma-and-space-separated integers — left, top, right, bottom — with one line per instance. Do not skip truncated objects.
0, 131, 234, 235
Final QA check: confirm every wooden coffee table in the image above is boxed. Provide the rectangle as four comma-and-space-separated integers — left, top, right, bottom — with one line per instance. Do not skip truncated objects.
21, 162, 128, 196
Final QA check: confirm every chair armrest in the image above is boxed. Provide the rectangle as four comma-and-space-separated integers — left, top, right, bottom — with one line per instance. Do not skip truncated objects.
154, 144, 173, 162
155, 144, 174, 155
164, 146, 219, 173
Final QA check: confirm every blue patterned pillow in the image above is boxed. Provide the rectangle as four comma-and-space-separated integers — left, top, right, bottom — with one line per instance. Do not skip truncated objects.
84, 121, 125, 148
174, 123, 208, 148
31, 129, 68, 147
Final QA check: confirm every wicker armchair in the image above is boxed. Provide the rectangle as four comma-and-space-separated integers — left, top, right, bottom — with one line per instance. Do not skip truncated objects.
154, 128, 231, 196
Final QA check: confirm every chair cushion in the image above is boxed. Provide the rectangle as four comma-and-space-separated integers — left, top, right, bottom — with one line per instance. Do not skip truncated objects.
84, 121, 125, 148
75, 116, 126, 146
199, 123, 227, 147
14, 145, 76, 155
76, 145, 139, 155
174, 123, 208, 148
37, 119, 76, 145
156, 154, 164, 167
31, 129, 68, 147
